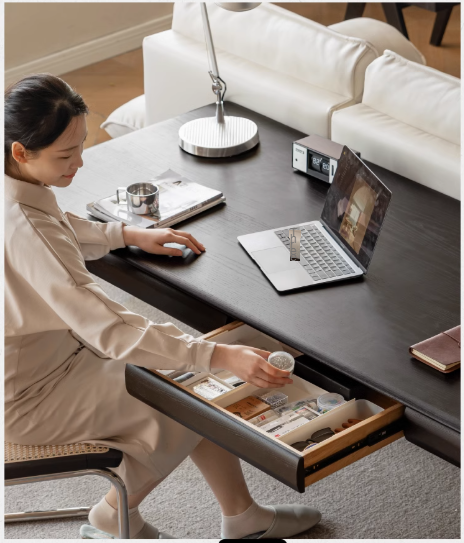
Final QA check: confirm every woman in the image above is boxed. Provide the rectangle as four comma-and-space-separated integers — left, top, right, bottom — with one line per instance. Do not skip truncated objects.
4, 74, 321, 539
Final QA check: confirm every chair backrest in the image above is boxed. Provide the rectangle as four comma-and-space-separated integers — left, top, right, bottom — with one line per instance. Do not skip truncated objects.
362, 50, 460, 145
172, 2, 377, 101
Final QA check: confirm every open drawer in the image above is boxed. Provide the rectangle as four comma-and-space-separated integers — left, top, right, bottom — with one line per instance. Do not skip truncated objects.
126, 321, 404, 492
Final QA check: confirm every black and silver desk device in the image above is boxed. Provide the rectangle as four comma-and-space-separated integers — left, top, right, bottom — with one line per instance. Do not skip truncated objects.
292, 134, 360, 183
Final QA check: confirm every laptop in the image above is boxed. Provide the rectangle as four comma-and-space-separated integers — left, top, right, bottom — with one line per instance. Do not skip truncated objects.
238, 147, 392, 292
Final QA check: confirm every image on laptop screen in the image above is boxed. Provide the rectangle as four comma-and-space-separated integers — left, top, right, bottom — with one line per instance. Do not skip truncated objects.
320, 147, 392, 271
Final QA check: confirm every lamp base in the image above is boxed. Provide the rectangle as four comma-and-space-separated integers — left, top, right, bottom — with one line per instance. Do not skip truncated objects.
179, 116, 259, 158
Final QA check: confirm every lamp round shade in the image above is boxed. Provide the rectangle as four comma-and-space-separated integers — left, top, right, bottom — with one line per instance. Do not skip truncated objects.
215, 2, 261, 12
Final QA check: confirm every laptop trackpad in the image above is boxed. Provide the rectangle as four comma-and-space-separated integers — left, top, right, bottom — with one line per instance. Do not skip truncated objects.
251, 246, 302, 273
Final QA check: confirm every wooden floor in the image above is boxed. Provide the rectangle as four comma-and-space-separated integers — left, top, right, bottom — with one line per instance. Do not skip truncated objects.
61, 2, 460, 150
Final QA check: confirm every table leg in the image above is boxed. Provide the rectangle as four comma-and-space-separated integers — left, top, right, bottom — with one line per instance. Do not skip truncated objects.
430, 7, 453, 46
382, 3, 409, 39
344, 3, 366, 20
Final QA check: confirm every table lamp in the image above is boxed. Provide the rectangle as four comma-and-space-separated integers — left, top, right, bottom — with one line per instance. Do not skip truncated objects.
179, 2, 261, 158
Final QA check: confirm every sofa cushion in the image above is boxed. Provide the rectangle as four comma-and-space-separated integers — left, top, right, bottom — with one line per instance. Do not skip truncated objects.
332, 103, 460, 200
144, 30, 353, 137
329, 18, 425, 65
172, 3, 377, 101
363, 51, 460, 145
100, 95, 146, 139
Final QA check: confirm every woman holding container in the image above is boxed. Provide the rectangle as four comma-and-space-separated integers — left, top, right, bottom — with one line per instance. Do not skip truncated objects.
4, 74, 321, 539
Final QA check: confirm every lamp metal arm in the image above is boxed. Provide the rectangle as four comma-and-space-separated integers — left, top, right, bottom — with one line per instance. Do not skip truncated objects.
201, 3, 226, 123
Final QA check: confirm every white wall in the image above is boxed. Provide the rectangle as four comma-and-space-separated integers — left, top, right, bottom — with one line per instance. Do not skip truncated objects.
5, 3, 174, 85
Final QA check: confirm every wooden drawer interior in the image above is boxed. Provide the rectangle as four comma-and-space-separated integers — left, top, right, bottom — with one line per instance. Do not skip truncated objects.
157, 321, 404, 488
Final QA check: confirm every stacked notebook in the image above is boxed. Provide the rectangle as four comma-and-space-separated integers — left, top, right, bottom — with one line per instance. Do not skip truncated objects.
410, 326, 460, 373
86, 169, 225, 229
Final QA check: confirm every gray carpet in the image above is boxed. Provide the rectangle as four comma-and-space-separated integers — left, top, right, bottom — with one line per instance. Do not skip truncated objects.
5, 277, 460, 539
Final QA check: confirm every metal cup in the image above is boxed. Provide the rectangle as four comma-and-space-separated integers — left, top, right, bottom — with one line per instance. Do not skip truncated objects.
116, 182, 160, 216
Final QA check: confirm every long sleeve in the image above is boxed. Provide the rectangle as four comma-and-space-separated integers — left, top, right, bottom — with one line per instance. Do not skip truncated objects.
12, 205, 217, 373
64, 211, 126, 260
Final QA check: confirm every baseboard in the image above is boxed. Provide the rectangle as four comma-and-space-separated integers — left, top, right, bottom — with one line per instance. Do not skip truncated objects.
5, 14, 173, 87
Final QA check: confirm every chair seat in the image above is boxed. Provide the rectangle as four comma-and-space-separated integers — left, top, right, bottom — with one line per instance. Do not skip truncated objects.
5, 441, 123, 480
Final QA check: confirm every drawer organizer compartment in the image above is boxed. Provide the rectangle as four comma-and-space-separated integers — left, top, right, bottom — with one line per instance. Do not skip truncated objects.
126, 321, 404, 492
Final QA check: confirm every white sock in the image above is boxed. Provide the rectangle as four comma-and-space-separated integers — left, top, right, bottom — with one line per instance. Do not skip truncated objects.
88, 497, 159, 539
221, 500, 275, 539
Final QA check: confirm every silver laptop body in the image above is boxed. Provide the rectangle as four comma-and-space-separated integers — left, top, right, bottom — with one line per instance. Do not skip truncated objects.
238, 147, 392, 292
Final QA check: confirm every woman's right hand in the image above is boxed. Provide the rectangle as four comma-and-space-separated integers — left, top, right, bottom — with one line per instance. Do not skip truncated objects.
210, 343, 293, 389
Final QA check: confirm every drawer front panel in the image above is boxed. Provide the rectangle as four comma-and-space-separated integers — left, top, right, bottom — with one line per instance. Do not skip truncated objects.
125, 365, 305, 492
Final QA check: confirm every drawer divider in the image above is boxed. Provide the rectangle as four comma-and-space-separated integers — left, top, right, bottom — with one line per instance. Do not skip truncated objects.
305, 419, 404, 476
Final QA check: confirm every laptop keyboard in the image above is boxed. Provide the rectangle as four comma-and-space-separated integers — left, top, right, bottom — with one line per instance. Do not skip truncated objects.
274, 224, 355, 282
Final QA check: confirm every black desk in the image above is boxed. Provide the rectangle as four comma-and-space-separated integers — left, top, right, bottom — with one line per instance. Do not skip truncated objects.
56, 102, 460, 464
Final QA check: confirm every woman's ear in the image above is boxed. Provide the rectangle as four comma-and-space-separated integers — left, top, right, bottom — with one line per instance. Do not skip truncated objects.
11, 142, 28, 164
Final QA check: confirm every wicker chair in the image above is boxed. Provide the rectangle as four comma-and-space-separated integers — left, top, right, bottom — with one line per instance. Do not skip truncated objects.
5, 441, 130, 539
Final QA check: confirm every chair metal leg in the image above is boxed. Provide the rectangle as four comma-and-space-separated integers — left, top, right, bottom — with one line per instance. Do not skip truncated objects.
5, 507, 92, 523
5, 468, 130, 539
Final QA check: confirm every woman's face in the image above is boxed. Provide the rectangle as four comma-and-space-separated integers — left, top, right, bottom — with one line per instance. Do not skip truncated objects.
14, 114, 88, 187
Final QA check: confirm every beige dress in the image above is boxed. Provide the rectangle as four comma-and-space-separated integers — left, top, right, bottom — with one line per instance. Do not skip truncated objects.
4, 174, 217, 495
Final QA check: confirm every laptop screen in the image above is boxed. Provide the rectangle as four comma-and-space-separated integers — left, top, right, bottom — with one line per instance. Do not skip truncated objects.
320, 147, 392, 271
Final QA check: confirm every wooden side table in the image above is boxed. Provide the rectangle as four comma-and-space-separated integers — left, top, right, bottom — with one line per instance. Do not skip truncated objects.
344, 2, 458, 46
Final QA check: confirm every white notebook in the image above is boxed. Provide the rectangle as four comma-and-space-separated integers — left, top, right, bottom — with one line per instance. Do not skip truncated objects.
86, 169, 225, 228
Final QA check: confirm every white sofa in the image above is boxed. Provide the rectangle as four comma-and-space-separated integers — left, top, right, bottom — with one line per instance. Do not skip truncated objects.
103, 4, 423, 139
144, 3, 425, 138
331, 50, 460, 200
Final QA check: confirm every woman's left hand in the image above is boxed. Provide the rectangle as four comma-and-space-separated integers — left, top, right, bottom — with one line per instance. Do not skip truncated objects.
122, 226, 205, 256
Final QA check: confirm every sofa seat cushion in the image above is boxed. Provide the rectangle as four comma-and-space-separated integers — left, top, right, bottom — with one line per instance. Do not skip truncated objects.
100, 94, 146, 138
144, 30, 354, 137
329, 18, 425, 65
331, 103, 460, 200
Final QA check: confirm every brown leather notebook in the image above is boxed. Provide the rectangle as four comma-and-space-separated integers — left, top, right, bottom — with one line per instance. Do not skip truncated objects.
410, 326, 461, 373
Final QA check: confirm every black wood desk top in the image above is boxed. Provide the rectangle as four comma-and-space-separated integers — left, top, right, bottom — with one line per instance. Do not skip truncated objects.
56, 102, 460, 433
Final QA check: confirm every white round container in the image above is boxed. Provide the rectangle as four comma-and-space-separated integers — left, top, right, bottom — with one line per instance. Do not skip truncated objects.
267, 351, 295, 375
317, 393, 345, 413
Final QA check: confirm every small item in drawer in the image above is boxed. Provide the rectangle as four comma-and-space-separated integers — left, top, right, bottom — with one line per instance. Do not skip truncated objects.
173, 372, 196, 383
275, 398, 319, 418
310, 427, 335, 443
191, 377, 232, 400
248, 410, 278, 427
257, 391, 288, 408
267, 351, 295, 374
292, 428, 335, 447
214, 371, 246, 387
317, 393, 346, 413
259, 412, 298, 432
291, 440, 317, 452
292, 405, 319, 420
225, 396, 270, 420
335, 418, 363, 433
167, 370, 191, 380
264, 416, 310, 439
